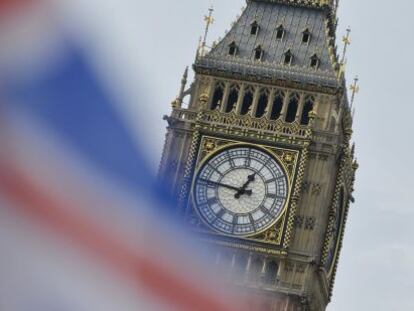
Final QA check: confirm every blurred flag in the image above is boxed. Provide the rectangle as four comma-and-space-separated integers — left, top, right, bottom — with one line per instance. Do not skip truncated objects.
0, 1, 250, 310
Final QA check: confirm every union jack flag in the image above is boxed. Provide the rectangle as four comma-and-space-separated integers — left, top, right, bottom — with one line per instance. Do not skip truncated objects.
0, 1, 251, 310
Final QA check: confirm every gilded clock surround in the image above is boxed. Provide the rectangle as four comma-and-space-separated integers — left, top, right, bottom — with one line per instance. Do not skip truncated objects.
189, 137, 300, 246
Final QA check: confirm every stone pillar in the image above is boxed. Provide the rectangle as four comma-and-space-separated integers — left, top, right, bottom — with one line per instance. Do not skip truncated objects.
231, 252, 236, 269
266, 89, 276, 119
295, 93, 305, 123
280, 91, 290, 121
221, 82, 231, 113
250, 87, 260, 117
244, 253, 253, 282
260, 258, 268, 283
235, 83, 246, 115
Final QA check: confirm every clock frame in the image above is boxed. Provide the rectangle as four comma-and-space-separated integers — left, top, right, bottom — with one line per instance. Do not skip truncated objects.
188, 135, 305, 251
192, 145, 290, 237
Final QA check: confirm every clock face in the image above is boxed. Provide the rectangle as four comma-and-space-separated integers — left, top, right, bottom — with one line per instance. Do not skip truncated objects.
193, 146, 289, 236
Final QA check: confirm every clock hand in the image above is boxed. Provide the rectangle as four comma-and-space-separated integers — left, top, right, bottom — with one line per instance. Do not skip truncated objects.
235, 173, 256, 199
200, 179, 241, 192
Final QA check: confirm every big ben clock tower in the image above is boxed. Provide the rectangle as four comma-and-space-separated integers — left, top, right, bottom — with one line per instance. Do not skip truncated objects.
159, 0, 358, 310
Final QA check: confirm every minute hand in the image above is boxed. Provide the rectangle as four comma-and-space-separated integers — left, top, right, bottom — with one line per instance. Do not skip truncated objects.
200, 179, 242, 192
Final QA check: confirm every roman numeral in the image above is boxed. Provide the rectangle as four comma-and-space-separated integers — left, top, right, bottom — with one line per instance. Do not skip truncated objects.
226, 151, 236, 168
207, 197, 219, 206
259, 158, 271, 173
207, 164, 224, 177
248, 214, 257, 232
266, 176, 285, 184
216, 209, 225, 218
245, 149, 252, 167
260, 206, 272, 216
266, 193, 286, 200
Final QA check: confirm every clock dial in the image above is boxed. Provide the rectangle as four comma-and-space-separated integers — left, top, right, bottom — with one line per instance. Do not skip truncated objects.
193, 146, 289, 236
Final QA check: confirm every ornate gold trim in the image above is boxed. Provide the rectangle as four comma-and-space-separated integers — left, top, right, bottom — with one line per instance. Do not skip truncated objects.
187, 135, 308, 249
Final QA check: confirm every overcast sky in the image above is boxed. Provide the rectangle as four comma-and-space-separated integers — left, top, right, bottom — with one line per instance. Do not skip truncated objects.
78, 0, 414, 309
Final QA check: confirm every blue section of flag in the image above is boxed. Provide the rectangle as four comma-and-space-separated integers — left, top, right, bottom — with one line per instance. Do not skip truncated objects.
4, 43, 176, 211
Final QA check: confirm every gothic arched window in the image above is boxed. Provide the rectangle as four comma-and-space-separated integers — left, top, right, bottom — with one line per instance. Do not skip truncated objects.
241, 87, 254, 115
276, 24, 285, 40
270, 91, 284, 120
254, 45, 263, 61
264, 261, 278, 285
284, 50, 293, 65
285, 93, 299, 123
211, 83, 224, 110
226, 84, 239, 113
301, 96, 314, 125
228, 41, 238, 56
255, 88, 269, 118
251, 21, 259, 35
302, 28, 311, 44
310, 54, 320, 69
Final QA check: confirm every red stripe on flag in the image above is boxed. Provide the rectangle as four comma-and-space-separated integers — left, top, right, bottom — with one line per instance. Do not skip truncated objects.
0, 0, 34, 15
0, 162, 248, 311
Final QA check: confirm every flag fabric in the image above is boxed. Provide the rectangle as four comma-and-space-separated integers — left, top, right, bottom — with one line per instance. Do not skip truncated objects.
0, 1, 252, 310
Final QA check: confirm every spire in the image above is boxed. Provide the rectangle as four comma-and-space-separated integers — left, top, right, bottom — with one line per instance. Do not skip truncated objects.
200, 6, 214, 57
350, 76, 360, 110
177, 67, 189, 105
340, 27, 351, 65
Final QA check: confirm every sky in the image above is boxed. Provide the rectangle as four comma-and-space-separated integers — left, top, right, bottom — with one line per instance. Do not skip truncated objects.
74, 0, 414, 309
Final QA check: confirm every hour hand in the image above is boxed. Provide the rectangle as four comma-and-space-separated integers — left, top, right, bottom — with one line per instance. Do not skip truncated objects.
235, 173, 256, 198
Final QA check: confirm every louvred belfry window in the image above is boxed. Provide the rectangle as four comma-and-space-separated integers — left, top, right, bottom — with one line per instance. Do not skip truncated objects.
270, 91, 284, 120
211, 83, 224, 110
226, 84, 239, 113
301, 96, 314, 125
285, 93, 299, 123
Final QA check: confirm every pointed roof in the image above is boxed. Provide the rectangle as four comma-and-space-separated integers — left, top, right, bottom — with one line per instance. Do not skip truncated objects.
194, 0, 341, 90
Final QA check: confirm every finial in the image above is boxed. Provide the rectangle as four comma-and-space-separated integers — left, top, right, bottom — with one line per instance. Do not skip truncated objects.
201, 6, 215, 57
350, 76, 360, 110
351, 142, 355, 158
177, 67, 189, 106
195, 36, 202, 60
340, 27, 351, 65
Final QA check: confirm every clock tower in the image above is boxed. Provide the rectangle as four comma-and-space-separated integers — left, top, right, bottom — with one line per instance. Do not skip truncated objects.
159, 0, 358, 310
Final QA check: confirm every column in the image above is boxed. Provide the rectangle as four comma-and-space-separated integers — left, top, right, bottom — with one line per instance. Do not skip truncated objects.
231, 252, 236, 270
295, 93, 305, 124
250, 87, 260, 117
235, 83, 246, 115
260, 258, 268, 284
266, 89, 276, 119
279, 91, 290, 121
220, 82, 231, 113
244, 253, 253, 282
